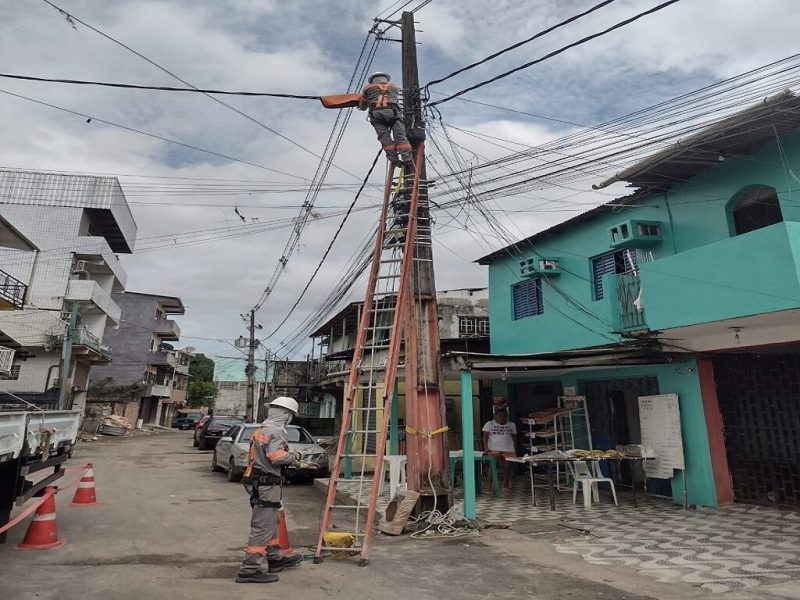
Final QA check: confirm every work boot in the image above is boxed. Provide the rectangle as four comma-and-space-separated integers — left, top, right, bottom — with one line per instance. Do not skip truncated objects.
235, 570, 280, 584
268, 553, 303, 573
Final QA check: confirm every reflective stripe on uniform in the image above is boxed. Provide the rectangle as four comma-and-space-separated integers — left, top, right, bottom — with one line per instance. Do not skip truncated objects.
266, 449, 289, 461
244, 544, 267, 554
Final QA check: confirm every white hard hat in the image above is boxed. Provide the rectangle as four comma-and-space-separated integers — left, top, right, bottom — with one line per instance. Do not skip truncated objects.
270, 396, 299, 415
368, 71, 391, 83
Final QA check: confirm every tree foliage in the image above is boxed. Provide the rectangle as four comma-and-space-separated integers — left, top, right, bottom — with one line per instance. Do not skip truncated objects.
189, 353, 214, 382
87, 377, 143, 403
187, 380, 217, 408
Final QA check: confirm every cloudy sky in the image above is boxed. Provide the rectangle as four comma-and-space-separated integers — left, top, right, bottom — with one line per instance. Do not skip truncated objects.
1, 0, 796, 360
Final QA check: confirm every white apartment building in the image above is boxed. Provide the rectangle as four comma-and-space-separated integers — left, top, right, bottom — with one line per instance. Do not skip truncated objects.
0, 170, 137, 413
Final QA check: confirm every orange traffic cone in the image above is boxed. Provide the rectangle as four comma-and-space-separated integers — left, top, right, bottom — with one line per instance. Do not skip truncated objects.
277, 508, 297, 556
70, 463, 100, 507
14, 487, 65, 550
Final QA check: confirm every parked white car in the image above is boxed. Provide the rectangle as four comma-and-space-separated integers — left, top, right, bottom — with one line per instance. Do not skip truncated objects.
212, 423, 329, 482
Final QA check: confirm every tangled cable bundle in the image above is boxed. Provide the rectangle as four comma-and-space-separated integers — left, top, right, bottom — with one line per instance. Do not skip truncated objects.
407, 504, 478, 540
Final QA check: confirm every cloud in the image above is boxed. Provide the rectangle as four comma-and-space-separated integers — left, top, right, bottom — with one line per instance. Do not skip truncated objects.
0, 0, 794, 359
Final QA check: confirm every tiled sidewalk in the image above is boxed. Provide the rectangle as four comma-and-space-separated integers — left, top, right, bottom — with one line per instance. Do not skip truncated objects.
323, 475, 800, 594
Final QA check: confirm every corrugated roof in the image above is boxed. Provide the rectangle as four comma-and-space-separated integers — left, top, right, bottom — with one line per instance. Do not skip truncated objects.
212, 355, 272, 383
476, 90, 800, 265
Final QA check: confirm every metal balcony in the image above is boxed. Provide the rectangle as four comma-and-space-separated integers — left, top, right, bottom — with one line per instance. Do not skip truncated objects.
616, 274, 647, 332
73, 326, 112, 361
0, 345, 15, 375
0, 269, 26, 310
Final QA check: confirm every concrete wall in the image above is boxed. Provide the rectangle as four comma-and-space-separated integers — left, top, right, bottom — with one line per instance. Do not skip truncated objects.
437, 288, 489, 339
93, 293, 159, 387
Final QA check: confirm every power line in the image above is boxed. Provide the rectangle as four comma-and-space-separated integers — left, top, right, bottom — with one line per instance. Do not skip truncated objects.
428, 0, 683, 106
40, 0, 367, 183
0, 73, 321, 99
0, 89, 306, 180
425, 0, 618, 88
266, 149, 383, 339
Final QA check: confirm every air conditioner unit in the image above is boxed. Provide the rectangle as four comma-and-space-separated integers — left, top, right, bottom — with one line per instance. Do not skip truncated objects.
72, 260, 89, 276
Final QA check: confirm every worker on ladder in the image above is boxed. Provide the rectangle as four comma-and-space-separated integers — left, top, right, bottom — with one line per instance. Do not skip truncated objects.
359, 72, 413, 166
236, 397, 303, 584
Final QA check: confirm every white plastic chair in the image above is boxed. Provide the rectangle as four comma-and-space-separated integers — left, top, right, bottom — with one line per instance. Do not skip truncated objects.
378, 455, 408, 500
568, 461, 618, 508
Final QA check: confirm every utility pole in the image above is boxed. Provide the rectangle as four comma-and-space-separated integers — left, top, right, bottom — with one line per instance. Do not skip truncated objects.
58, 301, 79, 410
245, 309, 256, 422
401, 10, 450, 511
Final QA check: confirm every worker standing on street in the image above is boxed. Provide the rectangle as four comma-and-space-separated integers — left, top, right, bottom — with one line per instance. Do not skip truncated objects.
236, 396, 303, 584
359, 72, 413, 166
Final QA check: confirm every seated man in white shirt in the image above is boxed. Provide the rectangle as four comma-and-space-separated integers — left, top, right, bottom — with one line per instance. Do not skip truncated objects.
481, 408, 517, 491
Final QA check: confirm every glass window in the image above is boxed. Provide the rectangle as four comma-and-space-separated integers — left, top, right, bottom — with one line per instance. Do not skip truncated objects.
512, 278, 543, 319
286, 426, 314, 444
458, 316, 490, 337
731, 185, 782, 235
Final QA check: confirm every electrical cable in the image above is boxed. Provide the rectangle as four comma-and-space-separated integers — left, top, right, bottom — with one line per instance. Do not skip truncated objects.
40, 0, 367, 183
266, 149, 383, 339
428, 0, 683, 106
0, 89, 306, 181
0, 73, 322, 98
425, 0, 618, 89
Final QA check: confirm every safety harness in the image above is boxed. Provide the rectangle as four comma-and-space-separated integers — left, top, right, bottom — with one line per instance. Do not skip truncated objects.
243, 471, 284, 508
371, 83, 393, 109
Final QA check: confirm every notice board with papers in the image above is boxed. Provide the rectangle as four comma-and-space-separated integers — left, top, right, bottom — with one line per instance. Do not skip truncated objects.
638, 393, 684, 479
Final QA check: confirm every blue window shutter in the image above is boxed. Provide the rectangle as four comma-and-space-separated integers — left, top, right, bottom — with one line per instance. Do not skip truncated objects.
591, 253, 616, 300
512, 278, 543, 319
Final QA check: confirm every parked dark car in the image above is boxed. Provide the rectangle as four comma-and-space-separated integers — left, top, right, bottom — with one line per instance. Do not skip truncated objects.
172, 410, 203, 430
197, 416, 244, 450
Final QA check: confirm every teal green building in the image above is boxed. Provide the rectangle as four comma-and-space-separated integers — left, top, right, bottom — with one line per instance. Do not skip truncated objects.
464, 91, 800, 510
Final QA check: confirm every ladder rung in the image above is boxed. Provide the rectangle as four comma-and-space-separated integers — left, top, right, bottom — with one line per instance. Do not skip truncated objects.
318, 546, 362, 553
352, 407, 382, 411
327, 504, 368, 510
371, 307, 397, 312
376, 274, 399, 280
342, 453, 379, 458
380, 258, 402, 264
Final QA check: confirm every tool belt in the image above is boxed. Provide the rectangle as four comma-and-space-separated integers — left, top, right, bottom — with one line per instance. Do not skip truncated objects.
370, 105, 401, 118
243, 470, 284, 486
250, 493, 282, 509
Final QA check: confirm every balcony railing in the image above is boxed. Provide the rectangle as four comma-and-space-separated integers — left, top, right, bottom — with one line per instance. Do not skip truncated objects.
0, 269, 26, 309
616, 274, 647, 332
74, 326, 112, 358
0, 345, 14, 374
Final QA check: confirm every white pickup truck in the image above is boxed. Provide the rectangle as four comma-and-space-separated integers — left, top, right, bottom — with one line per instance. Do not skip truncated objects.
0, 410, 80, 543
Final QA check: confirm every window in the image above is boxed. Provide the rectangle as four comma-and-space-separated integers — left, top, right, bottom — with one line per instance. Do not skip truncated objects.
458, 316, 490, 337
512, 278, 543, 319
591, 249, 639, 300
730, 185, 783, 236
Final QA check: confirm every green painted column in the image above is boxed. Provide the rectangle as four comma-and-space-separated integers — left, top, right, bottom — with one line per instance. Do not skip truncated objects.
460, 369, 476, 520
389, 384, 399, 455
343, 429, 353, 480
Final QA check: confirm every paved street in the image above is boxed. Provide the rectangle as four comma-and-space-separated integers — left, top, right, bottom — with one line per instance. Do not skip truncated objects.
0, 431, 796, 600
